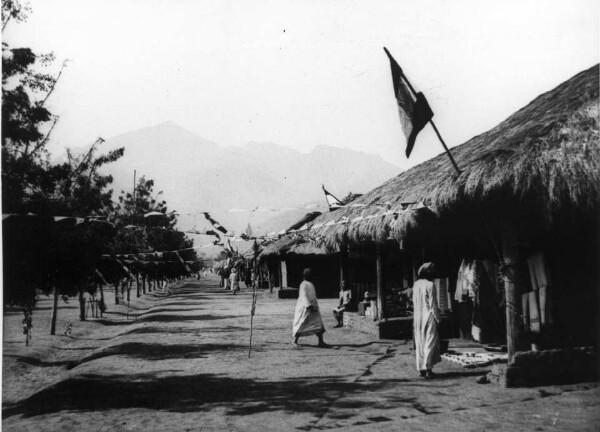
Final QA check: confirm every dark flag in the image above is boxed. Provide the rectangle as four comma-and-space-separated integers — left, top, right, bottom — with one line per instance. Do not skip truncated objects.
384, 47, 434, 158
203, 212, 228, 234
322, 185, 344, 211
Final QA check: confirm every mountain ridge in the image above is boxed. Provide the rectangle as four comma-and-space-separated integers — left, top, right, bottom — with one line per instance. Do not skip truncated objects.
100, 122, 401, 236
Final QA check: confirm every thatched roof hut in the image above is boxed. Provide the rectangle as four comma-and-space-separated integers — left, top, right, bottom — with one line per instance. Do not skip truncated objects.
309, 65, 599, 247
259, 235, 329, 260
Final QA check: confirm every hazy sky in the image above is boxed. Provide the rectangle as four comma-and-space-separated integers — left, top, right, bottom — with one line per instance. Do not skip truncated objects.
4, 0, 599, 170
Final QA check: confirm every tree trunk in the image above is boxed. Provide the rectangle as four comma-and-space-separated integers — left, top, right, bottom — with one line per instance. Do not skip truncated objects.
136, 275, 140, 298
98, 283, 105, 316
78, 289, 86, 321
50, 285, 59, 335
376, 243, 385, 321
503, 230, 521, 363
142, 275, 146, 294
127, 278, 132, 302
114, 283, 120, 304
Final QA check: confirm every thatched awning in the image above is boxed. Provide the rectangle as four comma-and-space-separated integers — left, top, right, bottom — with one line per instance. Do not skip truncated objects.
259, 235, 332, 259
308, 64, 599, 247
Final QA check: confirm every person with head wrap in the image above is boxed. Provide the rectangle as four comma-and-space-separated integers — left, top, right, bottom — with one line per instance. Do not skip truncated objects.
292, 268, 327, 347
412, 262, 441, 378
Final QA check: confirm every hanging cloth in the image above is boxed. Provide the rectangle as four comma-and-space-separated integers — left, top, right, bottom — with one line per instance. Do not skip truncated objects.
521, 293, 530, 329
527, 253, 553, 326
528, 291, 541, 333
435, 278, 450, 312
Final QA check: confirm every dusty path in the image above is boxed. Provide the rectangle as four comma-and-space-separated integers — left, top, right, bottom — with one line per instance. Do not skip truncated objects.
3, 276, 599, 431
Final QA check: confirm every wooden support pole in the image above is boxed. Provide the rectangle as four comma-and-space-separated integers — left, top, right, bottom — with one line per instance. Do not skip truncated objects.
78, 289, 86, 321
502, 230, 520, 363
99, 283, 105, 316
50, 285, 59, 335
114, 283, 120, 304
339, 242, 349, 286
376, 243, 385, 321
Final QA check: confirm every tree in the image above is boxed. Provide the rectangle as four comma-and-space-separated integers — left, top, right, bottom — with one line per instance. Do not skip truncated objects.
2, 0, 124, 336
108, 176, 197, 300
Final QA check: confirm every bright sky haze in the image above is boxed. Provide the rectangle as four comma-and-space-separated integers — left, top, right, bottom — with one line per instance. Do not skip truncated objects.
4, 0, 599, 170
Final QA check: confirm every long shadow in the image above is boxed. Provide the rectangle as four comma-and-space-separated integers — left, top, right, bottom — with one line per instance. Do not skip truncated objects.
328, 342, 388, 349
120, 325, 247, 337
145, 308, 206, 315
119, 326, 203, 336
69, 342, 246, 369
4, 355, 74, 367
93, 319, 135, 326
2, 372, 418, 419
137, 314, 239, 323
429, 370, 489, 379
154, 302, 204, 308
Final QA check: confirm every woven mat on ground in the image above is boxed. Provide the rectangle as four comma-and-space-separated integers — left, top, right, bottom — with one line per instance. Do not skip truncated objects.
442, 350, 508, 368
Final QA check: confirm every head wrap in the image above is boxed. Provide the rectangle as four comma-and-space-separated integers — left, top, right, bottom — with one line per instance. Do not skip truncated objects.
417, 262, 436, 280
303, 268, 312, 281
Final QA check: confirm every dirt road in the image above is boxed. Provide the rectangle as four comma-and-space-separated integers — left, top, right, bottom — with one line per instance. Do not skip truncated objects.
3, 277, 598, 431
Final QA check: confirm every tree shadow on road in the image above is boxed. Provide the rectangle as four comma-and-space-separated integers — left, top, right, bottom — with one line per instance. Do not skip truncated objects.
144, 308, 206, 315
137, 314, 239, 323
67, 342, 246, 369
2, 372, 419, 420
117, 325, 248, 337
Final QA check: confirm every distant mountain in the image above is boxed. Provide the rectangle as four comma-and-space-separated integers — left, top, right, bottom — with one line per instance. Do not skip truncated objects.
101, 122, 400, 237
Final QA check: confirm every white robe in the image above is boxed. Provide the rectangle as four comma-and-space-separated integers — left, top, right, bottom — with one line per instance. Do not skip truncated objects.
293, 281, 325, 337
413, 279, 441, 371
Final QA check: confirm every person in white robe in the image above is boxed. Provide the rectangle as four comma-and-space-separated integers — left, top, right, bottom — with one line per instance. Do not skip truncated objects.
292, 268, 327, 347
412, 262, 441, 379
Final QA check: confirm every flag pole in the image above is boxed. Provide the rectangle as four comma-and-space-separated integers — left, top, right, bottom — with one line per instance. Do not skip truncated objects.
248, 241, 259, 358
322, 185, 343, 205
383, 47, 462, 175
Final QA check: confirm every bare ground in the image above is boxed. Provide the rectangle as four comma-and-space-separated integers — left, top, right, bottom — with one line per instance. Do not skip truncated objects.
2, 276, 599, 431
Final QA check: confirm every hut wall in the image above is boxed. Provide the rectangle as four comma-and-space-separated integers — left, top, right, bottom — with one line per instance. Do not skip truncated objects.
285, 255, 339, 298
280, 260, 288, 288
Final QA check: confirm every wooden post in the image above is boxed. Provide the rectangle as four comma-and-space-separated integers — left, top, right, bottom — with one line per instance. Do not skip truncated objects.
50, 285, 59, 335
99, 282, 105, 316
280, 260, 288, 288
339, 242, 348, 286
376, 243, 385, 321
78, 289, 86, 321
114, 282, 120, 304
502, 230, 520, 363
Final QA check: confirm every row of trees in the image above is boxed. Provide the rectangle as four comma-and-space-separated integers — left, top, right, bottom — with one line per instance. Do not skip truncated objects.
2, 0, 199, 344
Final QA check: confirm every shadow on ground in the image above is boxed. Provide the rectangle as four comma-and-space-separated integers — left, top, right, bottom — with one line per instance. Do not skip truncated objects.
137, 314, 239, 323
2, 372, 422, 419
119, 325, 247, 337
68, 342, 246, 369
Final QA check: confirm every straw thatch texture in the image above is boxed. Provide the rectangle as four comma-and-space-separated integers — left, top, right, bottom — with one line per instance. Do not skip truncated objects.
309, 65, 599, 247
259, 235, 331, 259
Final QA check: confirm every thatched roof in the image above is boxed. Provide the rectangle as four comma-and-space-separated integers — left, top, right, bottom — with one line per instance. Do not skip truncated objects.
259, 235, 331, 259
308, 65, 599, 247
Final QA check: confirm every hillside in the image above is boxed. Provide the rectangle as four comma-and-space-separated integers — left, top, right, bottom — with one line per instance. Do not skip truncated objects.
101, 122, 400, 237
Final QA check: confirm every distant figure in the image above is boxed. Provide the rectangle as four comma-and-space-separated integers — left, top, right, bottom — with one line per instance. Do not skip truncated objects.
333, 280, 352, 328
230, 268, 240, 295
292, 268, 327, 347
412, 262, 441, 379
203, 269, 208, 278
222, 267, 231, 290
